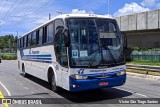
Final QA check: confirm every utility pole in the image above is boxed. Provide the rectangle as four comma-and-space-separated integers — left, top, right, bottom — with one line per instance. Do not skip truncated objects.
49, 13, 51, 20
131, 6, 134, 13
108, 0, 110, 15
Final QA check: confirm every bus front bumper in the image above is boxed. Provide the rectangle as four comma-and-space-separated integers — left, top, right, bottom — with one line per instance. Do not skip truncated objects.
69, 74, 126, 92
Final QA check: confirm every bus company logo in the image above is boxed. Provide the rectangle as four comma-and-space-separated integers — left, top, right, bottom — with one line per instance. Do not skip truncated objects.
77, 69, 84, 74
29, 49, 31, 54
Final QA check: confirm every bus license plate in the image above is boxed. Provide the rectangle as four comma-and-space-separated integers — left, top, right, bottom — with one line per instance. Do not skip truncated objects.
99, 82, 108, 86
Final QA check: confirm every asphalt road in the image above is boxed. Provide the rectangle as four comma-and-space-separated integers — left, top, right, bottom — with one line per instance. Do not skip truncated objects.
0, 60, 160, 107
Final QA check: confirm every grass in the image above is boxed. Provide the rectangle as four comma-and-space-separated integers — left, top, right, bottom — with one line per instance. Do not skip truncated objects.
127, 61, 160, 66
127, 69, 160, 76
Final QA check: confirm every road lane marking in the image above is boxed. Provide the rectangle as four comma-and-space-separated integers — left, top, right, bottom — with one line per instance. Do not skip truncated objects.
116, 87, 133, 93
0, 91, 9, 107
0, 82, 11, 96
116, 87, 148, 98
135, 93, 148, 98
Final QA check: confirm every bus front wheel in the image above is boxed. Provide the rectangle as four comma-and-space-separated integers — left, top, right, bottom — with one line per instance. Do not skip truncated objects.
51, 73, 61, 93
22, 64, 29, 77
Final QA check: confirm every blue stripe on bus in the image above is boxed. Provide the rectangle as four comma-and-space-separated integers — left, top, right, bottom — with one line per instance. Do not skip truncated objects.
25, 54, 52, 57
22, 59, 52, 63
21, 54, 52, 61
22, 57, 52, 60
32, 57, 52, 60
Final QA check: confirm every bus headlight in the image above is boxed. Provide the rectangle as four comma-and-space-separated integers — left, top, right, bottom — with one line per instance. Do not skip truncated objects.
70, 74, 88, 80
117, 70, 126, 76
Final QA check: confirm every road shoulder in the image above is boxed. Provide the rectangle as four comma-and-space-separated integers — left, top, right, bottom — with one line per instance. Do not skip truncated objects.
127, 72, 160, 81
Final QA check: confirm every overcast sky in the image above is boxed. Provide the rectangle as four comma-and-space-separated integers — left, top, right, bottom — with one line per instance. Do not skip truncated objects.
0, 0, 159, 36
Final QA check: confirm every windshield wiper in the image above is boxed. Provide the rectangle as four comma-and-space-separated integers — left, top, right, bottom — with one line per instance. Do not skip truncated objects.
102, 43, 117, 65
88, 50, 100, 67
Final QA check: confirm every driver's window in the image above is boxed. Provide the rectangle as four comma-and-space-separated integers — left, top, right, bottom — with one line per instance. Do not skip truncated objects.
54, 19, 68, 67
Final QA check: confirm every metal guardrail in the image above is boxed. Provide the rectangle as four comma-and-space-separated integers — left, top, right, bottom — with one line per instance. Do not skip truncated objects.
127, 64, 160, 72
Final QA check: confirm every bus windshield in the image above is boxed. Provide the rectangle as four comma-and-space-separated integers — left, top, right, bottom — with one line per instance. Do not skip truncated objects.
67, 18, 125, 68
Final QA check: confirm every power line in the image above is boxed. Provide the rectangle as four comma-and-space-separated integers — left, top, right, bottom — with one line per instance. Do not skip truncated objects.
3, 0, 25, 21
1, 0, 38, 29
2, 0, 19, 20
15, 0, 40, 16
2, 0, 51, 32
31, 0, 51, 13
0, 0, 9, 16
3, 0, 51, 25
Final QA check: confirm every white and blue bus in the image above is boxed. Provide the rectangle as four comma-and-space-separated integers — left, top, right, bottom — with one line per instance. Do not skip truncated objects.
17, 14, 127, 92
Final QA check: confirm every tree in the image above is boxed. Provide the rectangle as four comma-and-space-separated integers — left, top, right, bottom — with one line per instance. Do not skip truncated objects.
0, 34, 17, 52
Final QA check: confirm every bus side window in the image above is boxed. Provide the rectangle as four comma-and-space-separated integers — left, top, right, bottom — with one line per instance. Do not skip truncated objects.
36, 30, 39, 45
28, 34, 31, 47
43, 26, 48, 44
26, 35, 28, 47
47, 23, 54, 43
32, 32, 36, 46
24, 36, 27, 48
39, 28, 43, 45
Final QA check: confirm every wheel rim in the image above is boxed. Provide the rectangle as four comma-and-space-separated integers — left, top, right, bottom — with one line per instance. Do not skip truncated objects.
51, 75, 56, 91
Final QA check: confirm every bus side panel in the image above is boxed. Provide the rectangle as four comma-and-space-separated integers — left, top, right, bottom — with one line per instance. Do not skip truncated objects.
18, 45, 55, 82
61, 67, 69, 91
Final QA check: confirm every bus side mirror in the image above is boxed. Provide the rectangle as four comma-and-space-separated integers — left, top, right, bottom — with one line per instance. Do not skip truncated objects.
121, 32, 127, 49
64, 29, 70, 47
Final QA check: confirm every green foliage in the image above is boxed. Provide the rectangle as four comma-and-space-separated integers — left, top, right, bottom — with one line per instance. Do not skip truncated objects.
1, 54, 17, 60
0, 35, 17, 52
132, 47, 141, 51
128, 61, 160, 66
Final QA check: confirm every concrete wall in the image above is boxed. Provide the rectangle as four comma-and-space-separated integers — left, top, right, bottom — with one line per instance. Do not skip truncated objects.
128, 14, 137, 30
137, 12, 147, 30
147, 10, 158, 29
120, 15, 129, 31
115, 17, 121, 29
115, 9, 160, 48
115, 9, 160, 31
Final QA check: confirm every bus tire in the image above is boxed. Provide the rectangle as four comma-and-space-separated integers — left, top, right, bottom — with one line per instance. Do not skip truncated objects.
51, 72, 61, 93
22, 64, 28, 77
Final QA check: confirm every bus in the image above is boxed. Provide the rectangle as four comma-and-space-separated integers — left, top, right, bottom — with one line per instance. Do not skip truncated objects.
17, 14, 127, 92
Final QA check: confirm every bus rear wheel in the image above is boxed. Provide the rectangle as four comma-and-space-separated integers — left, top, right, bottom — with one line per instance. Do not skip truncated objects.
51, 73, 61, 93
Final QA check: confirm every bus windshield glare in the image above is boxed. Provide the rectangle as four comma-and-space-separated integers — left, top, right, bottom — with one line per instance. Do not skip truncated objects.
67, 18, 125, 67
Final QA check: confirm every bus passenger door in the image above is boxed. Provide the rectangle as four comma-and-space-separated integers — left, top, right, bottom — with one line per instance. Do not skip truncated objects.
54, 19, 69, 90
59, 37, 69, 90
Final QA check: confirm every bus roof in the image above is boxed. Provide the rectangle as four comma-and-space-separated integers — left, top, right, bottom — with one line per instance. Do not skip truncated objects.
19, 14, 113, 38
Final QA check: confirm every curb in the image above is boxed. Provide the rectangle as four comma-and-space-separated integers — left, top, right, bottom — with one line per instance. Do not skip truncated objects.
126, 72, 160, 81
